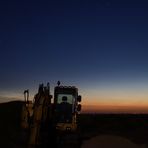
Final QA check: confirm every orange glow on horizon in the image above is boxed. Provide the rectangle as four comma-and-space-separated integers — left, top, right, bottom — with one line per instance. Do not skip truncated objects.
82, 104, 148, 113
81, 89, 148, 113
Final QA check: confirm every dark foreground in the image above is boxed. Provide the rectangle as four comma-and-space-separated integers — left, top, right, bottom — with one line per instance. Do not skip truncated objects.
0, 101, 148, 147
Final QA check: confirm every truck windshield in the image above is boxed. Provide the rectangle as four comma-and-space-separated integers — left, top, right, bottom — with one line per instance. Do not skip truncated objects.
57, 94, 74, 104
56, 94, 74, 123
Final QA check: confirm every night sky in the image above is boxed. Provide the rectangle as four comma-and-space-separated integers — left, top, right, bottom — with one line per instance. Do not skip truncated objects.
0, 0, 148, 112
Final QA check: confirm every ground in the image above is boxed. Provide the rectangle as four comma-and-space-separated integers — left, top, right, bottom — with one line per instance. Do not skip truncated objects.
0, 101, 148, 148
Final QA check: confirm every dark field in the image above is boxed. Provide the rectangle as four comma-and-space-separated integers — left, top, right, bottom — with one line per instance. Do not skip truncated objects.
0, 101, 23, 147
0, 101, 148, 147
80, 114, 148, 147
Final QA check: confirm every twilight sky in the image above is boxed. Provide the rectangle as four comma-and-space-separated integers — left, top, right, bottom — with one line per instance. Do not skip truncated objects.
0, 0, 148, 113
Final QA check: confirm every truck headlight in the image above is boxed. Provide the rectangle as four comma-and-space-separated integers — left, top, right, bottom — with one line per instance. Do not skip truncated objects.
66, 127, 71, 131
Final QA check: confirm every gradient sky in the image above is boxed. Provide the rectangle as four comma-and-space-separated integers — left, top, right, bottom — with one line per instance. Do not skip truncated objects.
0, 0, 148, 113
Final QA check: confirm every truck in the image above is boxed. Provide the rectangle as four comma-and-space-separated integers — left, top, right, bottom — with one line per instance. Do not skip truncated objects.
21, 81, 82, 147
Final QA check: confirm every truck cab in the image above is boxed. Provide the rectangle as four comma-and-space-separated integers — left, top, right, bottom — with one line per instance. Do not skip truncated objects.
54, 85, 81, 132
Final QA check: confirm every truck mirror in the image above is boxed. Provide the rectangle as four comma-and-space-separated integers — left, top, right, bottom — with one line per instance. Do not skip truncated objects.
77, 104, 81, 111
77, 95, 81, 102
